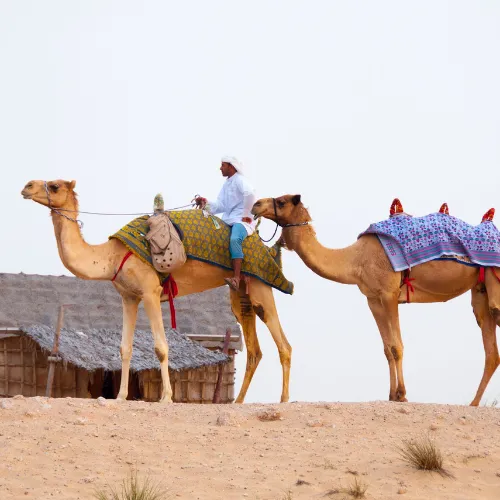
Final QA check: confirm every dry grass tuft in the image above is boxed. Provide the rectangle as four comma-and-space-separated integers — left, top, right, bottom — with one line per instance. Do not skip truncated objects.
93, 470, 170, 500
322, 459, 336, 470
345, 477, 368, 498
278, 489, 293, 500
257, 409, 282, 422
398, 435, 453, 478
324, 478, 368, 498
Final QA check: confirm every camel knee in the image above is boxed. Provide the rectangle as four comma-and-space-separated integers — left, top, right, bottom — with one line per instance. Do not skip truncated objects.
485, 355, 500, 371
278, 346, 291, 366
154, 346, 168, 363
120, 344, 133, 361
391, 345, 403, 362
246, 350, 262, 370
489, 307, 500, 326
383, 345, 394, 362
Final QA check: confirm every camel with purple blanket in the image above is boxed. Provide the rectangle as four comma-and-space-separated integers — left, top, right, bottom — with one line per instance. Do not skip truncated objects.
252, 196, 500, 406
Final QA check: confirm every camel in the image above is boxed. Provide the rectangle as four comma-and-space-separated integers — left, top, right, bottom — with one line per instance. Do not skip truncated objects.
21, 180, 292, 403
251, 194, 500, 406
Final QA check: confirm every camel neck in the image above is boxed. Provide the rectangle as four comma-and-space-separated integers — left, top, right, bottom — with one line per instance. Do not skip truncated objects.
51, 202, 118, 280
283, 225, 358, 285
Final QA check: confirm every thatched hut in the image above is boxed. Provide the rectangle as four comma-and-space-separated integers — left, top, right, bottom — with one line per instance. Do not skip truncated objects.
0, 273, 242, 403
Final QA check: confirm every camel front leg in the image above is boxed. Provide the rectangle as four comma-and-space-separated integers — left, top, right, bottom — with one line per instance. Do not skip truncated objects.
470, 286, 499, 406
367, 296, 406, 402
230, 290, 262, 403
117, 295, 140, 400
143, 289, 173, 403
249, 282, 292, 403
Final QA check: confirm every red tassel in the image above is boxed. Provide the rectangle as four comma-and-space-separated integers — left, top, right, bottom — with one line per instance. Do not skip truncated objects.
390, 198, 404, 216
402, 272, 415, 303
439, 203, 449, 215
162, 276, 178, 329
481, 208, 495, 223
478, 267, 485, 284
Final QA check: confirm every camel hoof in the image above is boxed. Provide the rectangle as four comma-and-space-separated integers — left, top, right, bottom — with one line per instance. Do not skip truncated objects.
469, 400, 480, 407
116, 393, 127, 401
234, 397, 244, 404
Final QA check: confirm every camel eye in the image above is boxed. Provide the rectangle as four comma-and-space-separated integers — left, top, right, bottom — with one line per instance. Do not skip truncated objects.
50, 184, 59, 192
277, 201, 285, 208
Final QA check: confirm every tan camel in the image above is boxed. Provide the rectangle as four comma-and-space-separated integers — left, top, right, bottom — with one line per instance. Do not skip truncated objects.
21, 180, 292, 403
252, 194, 500, 406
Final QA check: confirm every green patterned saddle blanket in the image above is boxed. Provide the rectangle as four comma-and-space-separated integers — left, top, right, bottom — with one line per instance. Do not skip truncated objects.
109, 210, 294, 294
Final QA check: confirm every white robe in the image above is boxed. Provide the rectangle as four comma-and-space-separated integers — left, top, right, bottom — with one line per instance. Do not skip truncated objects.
207, 173, 256, 235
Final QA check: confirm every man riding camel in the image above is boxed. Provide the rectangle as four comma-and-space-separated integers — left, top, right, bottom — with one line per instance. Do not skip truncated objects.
195, 156, 256, 292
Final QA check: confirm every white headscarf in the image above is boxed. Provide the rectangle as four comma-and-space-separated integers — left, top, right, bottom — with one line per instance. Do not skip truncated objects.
221, 155, 244, 175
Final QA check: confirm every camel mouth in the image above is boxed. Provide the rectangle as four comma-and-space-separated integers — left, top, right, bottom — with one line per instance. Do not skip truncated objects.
21, 191, 32, 200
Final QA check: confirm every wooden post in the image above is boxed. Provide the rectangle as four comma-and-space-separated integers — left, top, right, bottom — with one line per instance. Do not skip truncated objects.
45, 305, 65, 398
212, 328, 232, 404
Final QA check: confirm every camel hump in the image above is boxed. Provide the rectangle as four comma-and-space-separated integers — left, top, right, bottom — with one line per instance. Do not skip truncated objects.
154, 193, 164, 213
482, 208, 495, 223
439, 203, 449, 215
389, 198, 404, 217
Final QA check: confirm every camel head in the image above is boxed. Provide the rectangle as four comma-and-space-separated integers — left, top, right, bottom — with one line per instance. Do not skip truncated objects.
252, 194, 311, 226
21, 180, 77, 209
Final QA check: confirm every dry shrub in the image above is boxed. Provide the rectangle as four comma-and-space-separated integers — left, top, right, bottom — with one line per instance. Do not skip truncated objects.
257, 409, 282, 421
93, 469, 170, 500
324, 478, 367, 498
345, 477, 368, 498
398, 435, 453, 478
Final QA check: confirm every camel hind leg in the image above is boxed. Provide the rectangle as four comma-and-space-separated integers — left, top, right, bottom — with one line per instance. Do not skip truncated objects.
247, 280, 292, 403
231, 289, 261, 403
470, 285, 499, 406
142, 287, 173, 403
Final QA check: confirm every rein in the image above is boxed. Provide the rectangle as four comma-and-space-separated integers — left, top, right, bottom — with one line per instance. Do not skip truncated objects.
43, 181, 195, 227
257, 198, 309, 243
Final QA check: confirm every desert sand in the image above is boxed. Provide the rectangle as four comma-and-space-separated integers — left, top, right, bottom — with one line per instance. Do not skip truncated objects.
1, 397, 499, 499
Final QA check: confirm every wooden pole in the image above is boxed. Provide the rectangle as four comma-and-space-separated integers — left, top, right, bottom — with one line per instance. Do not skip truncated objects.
212, 328, 232, 404
45, 305, 65, 398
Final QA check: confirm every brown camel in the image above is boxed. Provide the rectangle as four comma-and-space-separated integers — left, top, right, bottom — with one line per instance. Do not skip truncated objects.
21, 180, 292, 403
252, 194, 500, 406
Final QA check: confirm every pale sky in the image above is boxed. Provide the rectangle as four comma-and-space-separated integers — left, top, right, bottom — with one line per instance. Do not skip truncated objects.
1, 1, 499, 405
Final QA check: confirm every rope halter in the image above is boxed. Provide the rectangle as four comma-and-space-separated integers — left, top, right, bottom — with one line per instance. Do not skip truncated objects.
44, 181, 84, 229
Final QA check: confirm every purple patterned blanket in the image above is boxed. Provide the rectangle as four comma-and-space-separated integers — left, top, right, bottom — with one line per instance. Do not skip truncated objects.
359, 213, 500, 272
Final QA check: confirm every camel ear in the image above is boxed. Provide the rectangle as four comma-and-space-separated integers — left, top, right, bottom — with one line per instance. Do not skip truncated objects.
66, 180, 76, 190
291, 194, 301, 206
